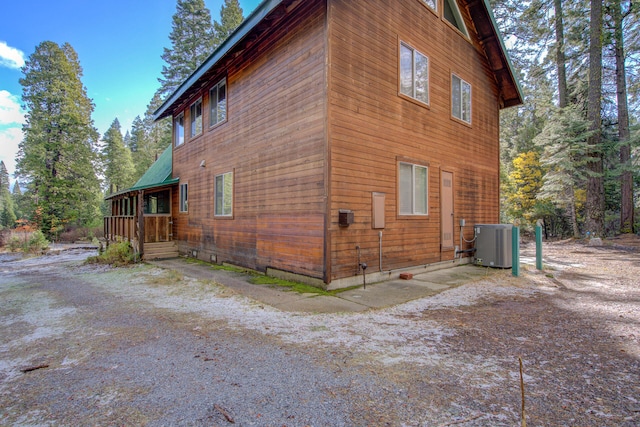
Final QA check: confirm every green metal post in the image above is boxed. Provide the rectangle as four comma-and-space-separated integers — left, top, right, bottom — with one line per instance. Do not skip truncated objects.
512, 226, 520, 277
535, 225, 543, 270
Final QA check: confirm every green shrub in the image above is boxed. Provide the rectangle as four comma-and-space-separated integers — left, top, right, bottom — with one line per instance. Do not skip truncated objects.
26, 230, 50, 253
7, 236, 22, 252
87, 241, 136, 266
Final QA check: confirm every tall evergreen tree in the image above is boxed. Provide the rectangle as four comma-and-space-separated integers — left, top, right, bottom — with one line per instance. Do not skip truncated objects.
158, 0, 216, 99
585, 0, 605, 236
16, 41, 101, 238
213, 0, 244, 47
0, 161, 16, 228
608, 0, 635, 233
102, 118, 135, 193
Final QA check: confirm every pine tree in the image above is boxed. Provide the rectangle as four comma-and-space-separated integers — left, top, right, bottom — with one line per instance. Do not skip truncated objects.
17, 41, 101, 238
213, 0, 244, 47
585, 0, 605, 236
0, 161, 16, 228
535, 105, 594, 237
102, 118, 135, 193
158, 0, 216, 99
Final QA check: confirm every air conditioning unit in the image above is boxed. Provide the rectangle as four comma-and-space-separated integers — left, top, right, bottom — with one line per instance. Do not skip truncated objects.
474, 224, 513, 268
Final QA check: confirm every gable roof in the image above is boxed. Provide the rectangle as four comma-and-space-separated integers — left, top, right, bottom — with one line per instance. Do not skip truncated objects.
154, 0, 522, 121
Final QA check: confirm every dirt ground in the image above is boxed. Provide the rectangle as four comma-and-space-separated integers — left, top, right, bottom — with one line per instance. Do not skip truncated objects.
0, 237, 639, 426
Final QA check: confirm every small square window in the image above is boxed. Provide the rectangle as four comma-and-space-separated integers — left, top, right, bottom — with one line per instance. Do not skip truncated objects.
175, 113, 184, 147
400, 42, 429, 105
190, 99, 202, 137
452, 74, 471, 124
180, 183, 188, 213
399, 162, 428, 215
210, 79, 227, 127
215, 172, 233, 217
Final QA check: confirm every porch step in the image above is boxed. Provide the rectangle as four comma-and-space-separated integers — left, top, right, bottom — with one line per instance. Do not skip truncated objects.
143, 241, 179, 260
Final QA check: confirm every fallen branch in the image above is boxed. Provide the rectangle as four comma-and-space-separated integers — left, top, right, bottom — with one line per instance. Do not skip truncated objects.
20, 364, 49, 373
438, 413, 484, 426
214, 404, 235, 423
520, 356, 527, 427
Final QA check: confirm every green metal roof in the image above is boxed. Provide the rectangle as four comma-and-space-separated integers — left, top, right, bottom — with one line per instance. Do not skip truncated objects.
130, 144, 178, 191
105, 145, 177, 200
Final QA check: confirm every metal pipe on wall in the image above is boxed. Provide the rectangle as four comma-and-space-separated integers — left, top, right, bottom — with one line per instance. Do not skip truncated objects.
379, 231, 383, 272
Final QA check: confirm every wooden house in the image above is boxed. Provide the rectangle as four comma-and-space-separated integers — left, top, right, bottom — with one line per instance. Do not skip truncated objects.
106, 0, 522, 288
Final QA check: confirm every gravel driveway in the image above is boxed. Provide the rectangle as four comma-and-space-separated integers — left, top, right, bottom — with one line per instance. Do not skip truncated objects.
1, 240, 639, 426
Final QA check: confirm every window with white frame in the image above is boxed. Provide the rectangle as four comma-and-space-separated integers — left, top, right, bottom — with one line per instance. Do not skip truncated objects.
179, 183, 188, 213
420, 0, 437, 12
399, 162, 428, 215
190, 98, 202, 137
444, 0, 469, 36
215, 172, 233, 217
451, 74, 471, 123
400, 42, 429, 105
210, 78, 227, 127
175, 113, 184, 147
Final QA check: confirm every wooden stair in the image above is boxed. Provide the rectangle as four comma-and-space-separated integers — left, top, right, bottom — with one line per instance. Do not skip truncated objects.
143, 241, 179, 260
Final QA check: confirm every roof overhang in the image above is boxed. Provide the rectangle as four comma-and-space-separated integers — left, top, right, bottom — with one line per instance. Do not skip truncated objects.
467, 0, 523, 108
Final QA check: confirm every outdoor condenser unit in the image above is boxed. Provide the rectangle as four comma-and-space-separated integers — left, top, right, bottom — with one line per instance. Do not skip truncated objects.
474, 224, 513, 268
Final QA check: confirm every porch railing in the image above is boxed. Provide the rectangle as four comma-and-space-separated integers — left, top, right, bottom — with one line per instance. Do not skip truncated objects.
104, 215, 172, 244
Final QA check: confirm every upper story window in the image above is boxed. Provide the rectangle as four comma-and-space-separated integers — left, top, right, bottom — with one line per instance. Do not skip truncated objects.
175, 113, 184, 147
420, 0, 437, 12
215, 171, 233, 217
399, 162, 428, 215
400, 42, 429, 106
190, 98, 203, 137
452, 74, 472, 124
210, 78, 227, 128
444, 0, 469, 36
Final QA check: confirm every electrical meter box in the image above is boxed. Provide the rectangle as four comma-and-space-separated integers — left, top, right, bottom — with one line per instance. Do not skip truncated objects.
474, 224, 513, 268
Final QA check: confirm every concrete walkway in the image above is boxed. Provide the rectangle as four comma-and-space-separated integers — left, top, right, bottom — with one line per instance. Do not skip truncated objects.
148, 257, 503, 313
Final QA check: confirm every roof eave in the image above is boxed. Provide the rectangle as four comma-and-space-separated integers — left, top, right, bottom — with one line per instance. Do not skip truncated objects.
474, 0, 524, 108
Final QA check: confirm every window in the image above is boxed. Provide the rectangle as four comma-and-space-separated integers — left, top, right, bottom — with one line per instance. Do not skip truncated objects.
210, 78, 227, 127
444, 0, 469, 36
143, 190, 171, 214
421, 0, 437, 12
179, 183, 188, 213
190, 98, 202, 137
175, 113, 184, 147
215, 172, 233, 217
400, 42, 429, 105
399, 162, 428, 215
452, 74, 471, 123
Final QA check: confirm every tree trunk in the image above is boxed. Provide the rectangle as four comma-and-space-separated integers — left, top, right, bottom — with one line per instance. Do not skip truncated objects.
554, 0, 568, 108
612, 0, 634, 233
585, 0, 604, 237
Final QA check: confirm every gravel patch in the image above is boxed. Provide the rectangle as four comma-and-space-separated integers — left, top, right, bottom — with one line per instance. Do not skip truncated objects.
1, 240, 639, 426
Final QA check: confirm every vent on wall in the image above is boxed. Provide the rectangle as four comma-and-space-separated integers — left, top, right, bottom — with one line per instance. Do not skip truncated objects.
474, 224, 513, 268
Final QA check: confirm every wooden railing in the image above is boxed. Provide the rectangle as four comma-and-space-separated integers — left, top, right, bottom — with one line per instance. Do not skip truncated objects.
104, 216, 136, 242
104, 215, 172, 244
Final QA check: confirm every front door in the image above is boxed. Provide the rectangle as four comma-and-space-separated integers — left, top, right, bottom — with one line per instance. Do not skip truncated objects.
441, 170, 454, 250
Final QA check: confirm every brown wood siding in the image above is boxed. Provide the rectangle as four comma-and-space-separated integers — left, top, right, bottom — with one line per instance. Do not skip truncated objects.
171, 0, 327, 279
327, 0, 502, 279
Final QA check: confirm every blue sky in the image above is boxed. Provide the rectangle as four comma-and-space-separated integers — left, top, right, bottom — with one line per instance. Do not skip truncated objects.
0, 0, 261, 184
